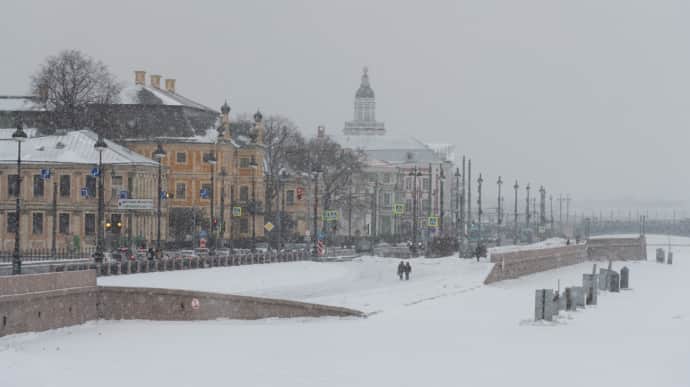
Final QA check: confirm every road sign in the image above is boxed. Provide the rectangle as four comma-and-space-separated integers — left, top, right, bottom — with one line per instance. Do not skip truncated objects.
90, 167, 101, 177
119, 190, 129, 199
264, 222, 274, 232
427, 216, 439, 228
318, 231, 325, 240
160, 191, 167, 200
324, 209, 338, 221
200, 188, 209, 199
191, 298, 200, 310
296, 187, 304, 200
40, 168, 51, 179
117, 199, 154, 210
538, 226, 546, 233
393, 203, 405, 215
232, 207, 242, 217
305, 229, 311, 237
80, 187, 89, 198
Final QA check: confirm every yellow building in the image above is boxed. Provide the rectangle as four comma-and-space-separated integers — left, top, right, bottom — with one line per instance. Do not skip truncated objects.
126, 106, 267, 247
0, 129, 164, 253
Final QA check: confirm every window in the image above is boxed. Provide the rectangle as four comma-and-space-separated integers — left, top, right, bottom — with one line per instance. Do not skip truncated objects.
86, 176, 96, 197
176, 152, 186, 163
111, 214, 122, 234
85, 214, 95, 235
239, 157, 250, 168
240, 218, 249, 233
112, 176, 123, 186
422, 199, 430, 211
7, 212, 17, 233
422, 178, 430, 190
406, 199, 413, 211
383, 173, 391, 184
240, 186, 249, 202
8, 175, 19, 196
405, 177, 412, 191
176, 183, 186, 199
286, 190, 295, 205
59, 213, 70, 234
32, 213, 43, 234
201, 183, 212, 199
381, 216, 391, 234
59, 175, 71, 197
33, 175, 44, 197
383, 192, 392, 207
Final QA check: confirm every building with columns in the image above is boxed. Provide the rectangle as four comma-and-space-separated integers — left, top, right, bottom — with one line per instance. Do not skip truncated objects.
335, 68, 457, 243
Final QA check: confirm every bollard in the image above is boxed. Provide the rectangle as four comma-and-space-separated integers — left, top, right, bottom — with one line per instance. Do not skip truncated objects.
608, 271, 620, 292
583, 274, 598, 305
656, 248, 665, 264
599, 269, 613, 291
620, 267, 630, 289
667, 252, 673, 265
572, 286, 585, 308
535, 289, 555, 321
565, 288, 576, 311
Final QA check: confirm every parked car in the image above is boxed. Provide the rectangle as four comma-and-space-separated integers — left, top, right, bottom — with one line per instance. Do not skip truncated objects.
254, 243, 269, 253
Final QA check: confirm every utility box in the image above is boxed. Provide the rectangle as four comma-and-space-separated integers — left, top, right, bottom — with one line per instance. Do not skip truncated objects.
667, 252, 673, 265
583, 274, 598, 305
535, 289, 555, 321
656, 248, 665, 263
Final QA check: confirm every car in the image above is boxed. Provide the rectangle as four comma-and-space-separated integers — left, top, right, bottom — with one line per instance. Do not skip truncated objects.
254, 243, 269, 253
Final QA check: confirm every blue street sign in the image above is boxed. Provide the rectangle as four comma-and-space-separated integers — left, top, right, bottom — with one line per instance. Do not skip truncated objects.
200, 188, 209, 199
90, 167, 101, 177
40, 168, 51, 179
199, 230, 208, 238
160, 191, 167, 200
119, 190, 129, 199
80, 187, 89, 198
318, 231, 325, 240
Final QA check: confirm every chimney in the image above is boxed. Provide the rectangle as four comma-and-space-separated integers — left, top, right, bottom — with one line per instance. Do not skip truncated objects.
165, 79, 176, 93
150, 74, 161, 89
134, 70, 146, 85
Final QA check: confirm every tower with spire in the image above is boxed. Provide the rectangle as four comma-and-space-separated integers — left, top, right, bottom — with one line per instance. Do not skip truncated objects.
343, 67, 386, 136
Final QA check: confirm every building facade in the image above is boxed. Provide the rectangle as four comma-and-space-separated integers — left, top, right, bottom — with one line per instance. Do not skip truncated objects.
0, 129, 163, 252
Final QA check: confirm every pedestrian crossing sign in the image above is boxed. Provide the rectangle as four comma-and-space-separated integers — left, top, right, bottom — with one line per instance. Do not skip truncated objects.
393, 203, 405, 215
232, 207, 242, 217
427, 216, 439, 228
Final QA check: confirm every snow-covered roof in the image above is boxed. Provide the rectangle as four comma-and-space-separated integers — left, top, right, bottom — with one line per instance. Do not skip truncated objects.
118, 84, 217, 113
0, 96, 45, 112
0, 129, 158, 166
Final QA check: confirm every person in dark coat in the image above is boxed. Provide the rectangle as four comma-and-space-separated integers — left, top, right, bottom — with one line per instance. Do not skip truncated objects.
404, 261, 412, 280
397, 261, 405, 280
147, 248, 155, 260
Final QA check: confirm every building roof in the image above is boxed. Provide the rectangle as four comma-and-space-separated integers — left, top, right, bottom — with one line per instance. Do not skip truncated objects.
355, 67, 375, 99
0, 129, 159, 166
118, 84, 217, 113
0, 96, 45, 112
335, 133, 445, 165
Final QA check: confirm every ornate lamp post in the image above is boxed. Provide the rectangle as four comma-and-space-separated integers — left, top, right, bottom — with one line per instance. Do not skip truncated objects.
249, 156, 258, 252
454, 168, 461, 250
525, 183, 531, 229
439, 165, 445, 234
206, 152, 217, 254
477, 174, 483, 247
311, 165, 322, 256
11, 123, 27, 275
93, 134, 107, 263
496, 176, 503, 246
153, 143, 166, 252
513, 180, 519, 244
409, 167, 422, 253
277, 168, 289, 250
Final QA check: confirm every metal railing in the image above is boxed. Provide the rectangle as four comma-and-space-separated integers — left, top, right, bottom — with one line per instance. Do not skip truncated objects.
0, 248, 96, 263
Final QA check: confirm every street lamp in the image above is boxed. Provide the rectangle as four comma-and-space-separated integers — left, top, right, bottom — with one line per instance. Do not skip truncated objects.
153, 143, 166, 253
477, 174, 483, 247
278, 168, 289, 250
249, 156, 258, 252
93, 133, 107, 263
409, 167, 422, 253
513, 180, 519, 245
311, 165, 322, 256
206, 152, 217, 255
11, 122, 27, 275
439, 165, 445, 234
497, 176, 503, 246
454, 168, 461, 251
525, 183, 531, 229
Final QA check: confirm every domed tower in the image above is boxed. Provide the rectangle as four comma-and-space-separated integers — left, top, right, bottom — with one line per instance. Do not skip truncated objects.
343, 67, 386, 136
252, 109, 264, 144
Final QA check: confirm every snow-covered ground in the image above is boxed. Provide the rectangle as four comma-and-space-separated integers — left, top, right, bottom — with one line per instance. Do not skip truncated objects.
1, 235, 689, 387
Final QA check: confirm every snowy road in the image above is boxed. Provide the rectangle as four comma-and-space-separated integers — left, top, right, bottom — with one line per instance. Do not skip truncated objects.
2, 235, 689, 387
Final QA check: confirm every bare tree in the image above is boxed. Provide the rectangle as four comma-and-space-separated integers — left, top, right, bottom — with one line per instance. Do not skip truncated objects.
31, 49, 122, 128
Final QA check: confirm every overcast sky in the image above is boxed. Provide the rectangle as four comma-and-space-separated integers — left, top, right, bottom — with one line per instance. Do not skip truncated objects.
2, 0, 690, 209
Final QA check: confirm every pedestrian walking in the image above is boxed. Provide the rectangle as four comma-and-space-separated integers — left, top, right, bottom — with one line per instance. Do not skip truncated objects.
397, 261, 405, 280
404, 261, 412, 280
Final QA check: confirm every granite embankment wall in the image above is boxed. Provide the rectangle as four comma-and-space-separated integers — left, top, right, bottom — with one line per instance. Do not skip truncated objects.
0, 271, 363, 337
484, 237, 648, 284
484, 245, 587, 284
